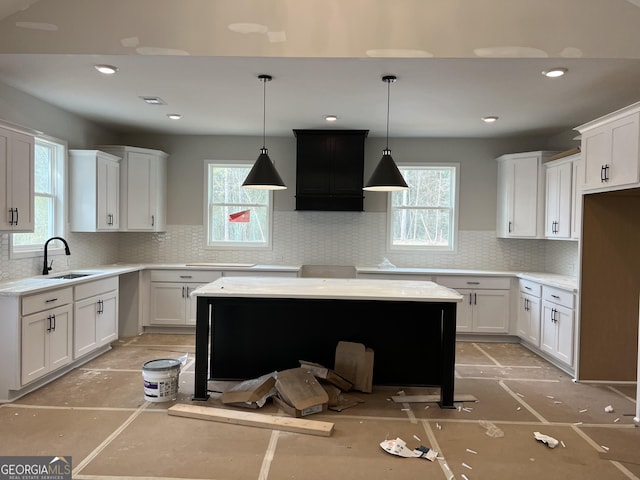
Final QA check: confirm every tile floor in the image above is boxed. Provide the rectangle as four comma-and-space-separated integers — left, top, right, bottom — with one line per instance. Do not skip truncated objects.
1, 334, 639, 480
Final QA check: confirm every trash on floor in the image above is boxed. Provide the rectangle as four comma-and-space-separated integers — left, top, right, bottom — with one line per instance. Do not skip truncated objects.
221, 371, 277, 409
534, 431, 559, 448
334, 341, 374, 393
274, 367, 329, 417
299, 359, 352, 391
604, 405, 614, 413
379, 437, 438, 461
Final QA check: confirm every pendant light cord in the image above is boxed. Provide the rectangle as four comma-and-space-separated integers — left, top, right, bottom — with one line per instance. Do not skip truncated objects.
262, 76, 266, 149
386, 78, 390, 151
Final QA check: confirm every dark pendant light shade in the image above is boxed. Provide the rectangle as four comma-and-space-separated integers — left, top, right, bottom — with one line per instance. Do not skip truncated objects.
242, 74, 287, 190
242, 147, 286, 190
364, 75, 408, 192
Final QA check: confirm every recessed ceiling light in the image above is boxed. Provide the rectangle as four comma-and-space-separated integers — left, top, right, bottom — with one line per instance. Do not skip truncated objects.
542, 67, 568, 78
140, 96, 166, 105
482, 116, 499, 123
94, 64, 118, 75
167, 113, 182, 120
324, 115, 338, 122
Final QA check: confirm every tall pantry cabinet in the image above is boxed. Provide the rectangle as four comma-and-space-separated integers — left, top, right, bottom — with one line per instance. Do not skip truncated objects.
97, 146, 168, 232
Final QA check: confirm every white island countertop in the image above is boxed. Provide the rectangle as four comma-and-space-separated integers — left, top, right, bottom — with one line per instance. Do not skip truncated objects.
191, 276, 464, 303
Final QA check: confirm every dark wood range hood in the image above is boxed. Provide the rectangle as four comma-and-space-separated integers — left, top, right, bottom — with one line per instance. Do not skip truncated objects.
294, 129, 368, 211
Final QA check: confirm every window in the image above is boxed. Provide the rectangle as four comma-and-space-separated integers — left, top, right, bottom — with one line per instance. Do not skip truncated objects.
205, 161, 272, 248
388, 164, 458, 251
11, 136, 65, 258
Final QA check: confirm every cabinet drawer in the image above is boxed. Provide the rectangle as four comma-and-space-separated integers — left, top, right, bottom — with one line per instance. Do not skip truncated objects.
74, 276, 118, 301
519, 279, 542, 297
22, 287, 73, 316
435, 276, 510, 290
150, 269, 222, 283
542, 285, 574, 309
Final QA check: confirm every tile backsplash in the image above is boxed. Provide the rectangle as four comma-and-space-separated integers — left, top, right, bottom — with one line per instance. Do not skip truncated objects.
1, 212, 579, 281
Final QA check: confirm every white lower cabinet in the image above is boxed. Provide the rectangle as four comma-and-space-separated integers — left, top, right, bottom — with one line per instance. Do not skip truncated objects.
517, 279, 542, 347
149, 270, 222, 326
21, 288, 73, 385
539, 286, 575, 367
435, 276, 510, 333
74, 277, 118, 358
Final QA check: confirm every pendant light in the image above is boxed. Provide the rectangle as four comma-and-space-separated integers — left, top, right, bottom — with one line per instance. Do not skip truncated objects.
363, 75, 409, 191
242, 74, 287, 190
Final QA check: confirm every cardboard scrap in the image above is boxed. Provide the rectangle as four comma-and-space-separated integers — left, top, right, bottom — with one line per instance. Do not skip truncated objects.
275, 368, 329, 417
534, 431, 559, 448
299, 360, 352, 391
334, 341, 374, 393
221, 372, 276, 408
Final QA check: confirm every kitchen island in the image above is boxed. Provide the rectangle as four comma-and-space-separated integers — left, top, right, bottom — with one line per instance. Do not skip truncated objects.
191, 276, 463, 408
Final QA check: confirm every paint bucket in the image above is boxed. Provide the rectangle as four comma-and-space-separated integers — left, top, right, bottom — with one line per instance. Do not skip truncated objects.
142, 358, 181, 402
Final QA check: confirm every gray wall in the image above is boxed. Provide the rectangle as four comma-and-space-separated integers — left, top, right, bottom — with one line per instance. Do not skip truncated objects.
122, 132, 572, 230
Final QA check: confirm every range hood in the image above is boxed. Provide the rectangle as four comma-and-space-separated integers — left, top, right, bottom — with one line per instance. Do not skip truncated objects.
294, 129, 368, 211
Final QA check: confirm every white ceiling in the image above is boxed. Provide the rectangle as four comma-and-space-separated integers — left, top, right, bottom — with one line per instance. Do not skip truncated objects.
1, 0, 640, 139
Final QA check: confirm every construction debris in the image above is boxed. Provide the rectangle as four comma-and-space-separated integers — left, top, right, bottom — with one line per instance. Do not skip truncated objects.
221, 372, 277, 408
534, 431, 559, 448
380, 437, 438, 461
168, 404, 334, 437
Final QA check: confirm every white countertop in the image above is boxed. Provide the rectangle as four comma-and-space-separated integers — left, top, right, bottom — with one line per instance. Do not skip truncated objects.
191, 276, 464, 303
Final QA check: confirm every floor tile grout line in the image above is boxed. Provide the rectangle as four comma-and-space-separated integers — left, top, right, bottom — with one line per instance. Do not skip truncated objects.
458, 376, 560, 382
72, 401, 151, 477
471, 343, 503, 367
456, 363, 543, 369
570, 425, 640, 480
420, 419, 452, 480
608, 385, 637, 404
396, 391, 418, 424
258, 429, 280, 480
498, 380, 550, 424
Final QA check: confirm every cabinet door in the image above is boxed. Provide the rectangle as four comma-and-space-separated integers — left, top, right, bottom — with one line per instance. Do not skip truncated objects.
48, 309, 72, 371
473, 289, 510, 333
74, 296, 98, 358
454, 289, 473, 332
582, 127, 610, 190
126, 152, 153, 230
296, 134, 332, 195
545, 162, 572, 238
518, 292, 541, 346
96, 291, 118, 346
554, 304, 574, 366
185, 283, 206, 325
540, 302, 557, 357
0, 129, 34, 232
511, 156, 540, 237
150, 282, 187, 325
97, 157, 119, 230
571, 157, 583, 239
21, 311, 49, 385
495, 159, 511, 237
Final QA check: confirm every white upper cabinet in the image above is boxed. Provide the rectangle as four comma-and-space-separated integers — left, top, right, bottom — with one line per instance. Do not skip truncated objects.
544, 156, 573, 239
0, 126, 34, 232
97, 146, 168, 232
69, 150, 121, 232
496, 151, 556, 238
576, 101, 640, 193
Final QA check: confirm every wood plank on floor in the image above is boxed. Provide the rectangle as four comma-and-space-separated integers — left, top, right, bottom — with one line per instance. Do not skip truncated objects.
167, 404, 334, 437
391, 394, 478, 403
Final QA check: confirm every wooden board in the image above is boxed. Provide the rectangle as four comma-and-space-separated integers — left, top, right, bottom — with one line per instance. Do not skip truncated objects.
391, 394, 478, 403
168, 404, 334, 437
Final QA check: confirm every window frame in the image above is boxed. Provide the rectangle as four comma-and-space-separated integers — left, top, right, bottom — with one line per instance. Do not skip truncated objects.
10, 135, 67, 260
203, 160, 274, 250
386, 162, 460, 253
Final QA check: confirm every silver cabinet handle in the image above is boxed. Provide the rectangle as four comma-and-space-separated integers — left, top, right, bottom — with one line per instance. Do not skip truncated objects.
466, 281, 480, 285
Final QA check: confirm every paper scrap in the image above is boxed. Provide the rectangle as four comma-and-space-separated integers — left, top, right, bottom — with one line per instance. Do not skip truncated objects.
466, 448, 477, 454
462, 462, 473, 470
534, 431, 559, 448
379, 437, 438, 461
479, 420, 504, 438
604, 405, 614, 413
579, 409, 588, 413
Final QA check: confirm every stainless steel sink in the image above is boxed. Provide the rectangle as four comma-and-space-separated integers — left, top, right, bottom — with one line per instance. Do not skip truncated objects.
52, 273, 91, 279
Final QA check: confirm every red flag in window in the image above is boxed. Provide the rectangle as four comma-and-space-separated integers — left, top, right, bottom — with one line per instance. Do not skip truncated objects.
229, 210, 250, 222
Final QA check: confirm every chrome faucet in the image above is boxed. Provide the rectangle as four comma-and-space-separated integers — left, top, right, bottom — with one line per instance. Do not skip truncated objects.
43, 236, 71, 275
